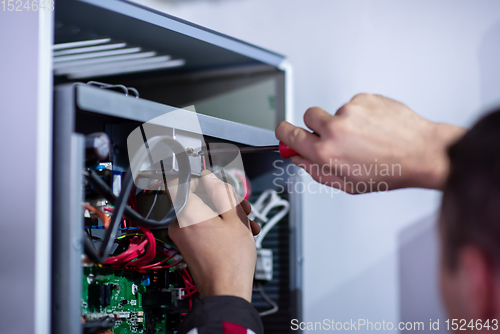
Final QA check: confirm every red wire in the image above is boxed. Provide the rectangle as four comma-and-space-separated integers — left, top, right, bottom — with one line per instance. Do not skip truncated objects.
104, 237, 147, 265
125, 227, 156, 268
146, 258, 184, 269
128, 183, 138, 211
101, 212, 184, 273
139, 251, 178, 270
182, 290, 198, 298
183, 268, 194, 284
180, 268, 198, 305
104, 227, 154, 267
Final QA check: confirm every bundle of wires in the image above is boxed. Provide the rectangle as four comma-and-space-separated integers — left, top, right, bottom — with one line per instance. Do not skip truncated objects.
249, 190, 289, 317
80, 135, 201, 320
83, 135, 191, 264
180, 268, 198, 311
102, 229, 183, 273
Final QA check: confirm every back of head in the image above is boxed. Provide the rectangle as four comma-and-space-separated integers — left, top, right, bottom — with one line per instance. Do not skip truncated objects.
441, 109, 500, 270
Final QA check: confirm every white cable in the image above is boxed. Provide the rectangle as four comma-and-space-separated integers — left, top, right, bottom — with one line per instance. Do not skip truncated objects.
260, 191, 287, 218
250, 191, 287, 319
256, 283, 279, 317
255, 201, 289, 249
249, 190, 275, 221
249, 203, 268, 222
145, 186, 161, 219
253, 189, 275, 212
251, 190, 290, 249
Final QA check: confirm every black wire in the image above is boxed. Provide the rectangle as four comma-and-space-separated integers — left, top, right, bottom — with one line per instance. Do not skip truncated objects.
101, 167, 135, 260
83, 136, 191, 263
84, 237, 100, 263
87, 169, 186, 228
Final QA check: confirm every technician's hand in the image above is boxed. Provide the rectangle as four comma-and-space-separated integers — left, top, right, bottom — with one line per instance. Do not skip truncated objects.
168, 170, 260, 302
276, 93, 466, 193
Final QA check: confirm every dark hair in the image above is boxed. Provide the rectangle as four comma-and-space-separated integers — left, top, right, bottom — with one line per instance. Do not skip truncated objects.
441, 109, 500, 270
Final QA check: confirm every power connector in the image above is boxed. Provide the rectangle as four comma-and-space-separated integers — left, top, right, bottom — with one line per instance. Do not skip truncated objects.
169, 288, 185, 300
255, 248, 273, 281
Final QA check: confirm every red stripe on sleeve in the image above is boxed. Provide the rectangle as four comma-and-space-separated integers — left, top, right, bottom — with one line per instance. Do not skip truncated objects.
222, 322, 247, 334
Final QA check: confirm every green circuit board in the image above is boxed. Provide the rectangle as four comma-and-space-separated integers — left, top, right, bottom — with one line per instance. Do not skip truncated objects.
82, 266, 180, 334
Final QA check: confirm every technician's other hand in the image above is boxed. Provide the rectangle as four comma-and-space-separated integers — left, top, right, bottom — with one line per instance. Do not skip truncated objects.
168, 170, 260, 302
276, 94, 465, 193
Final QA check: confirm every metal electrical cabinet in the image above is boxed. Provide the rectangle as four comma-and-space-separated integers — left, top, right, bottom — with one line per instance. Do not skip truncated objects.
51, 1, 302, 333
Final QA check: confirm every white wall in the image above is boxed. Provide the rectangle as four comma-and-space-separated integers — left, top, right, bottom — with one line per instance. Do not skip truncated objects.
133, 0, 500, 331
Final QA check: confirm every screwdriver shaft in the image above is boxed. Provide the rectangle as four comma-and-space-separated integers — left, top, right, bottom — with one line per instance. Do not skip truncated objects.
201, 145, 279, 156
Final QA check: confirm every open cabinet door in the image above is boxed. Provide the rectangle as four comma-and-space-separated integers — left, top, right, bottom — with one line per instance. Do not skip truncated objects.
0, 10, 53, 334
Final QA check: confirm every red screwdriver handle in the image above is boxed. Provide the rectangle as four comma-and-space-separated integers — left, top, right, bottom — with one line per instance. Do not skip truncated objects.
279, 141, 299, 159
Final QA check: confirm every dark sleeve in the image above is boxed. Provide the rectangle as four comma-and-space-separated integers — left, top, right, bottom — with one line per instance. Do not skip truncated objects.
178, 296, 264, 334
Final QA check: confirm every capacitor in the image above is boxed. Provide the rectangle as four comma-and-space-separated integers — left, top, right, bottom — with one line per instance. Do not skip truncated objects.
138, 284, 147, 294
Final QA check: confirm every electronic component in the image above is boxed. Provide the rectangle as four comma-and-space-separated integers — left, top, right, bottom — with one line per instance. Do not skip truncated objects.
165, 311, 182, 332
169, 288, 185, 300
142, 290, 172, 307
88, 283, 113, 309
255, 248, 273, 281
174, 130, 204, 176
83, 266, 191, 333
114, 311, 130, 319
